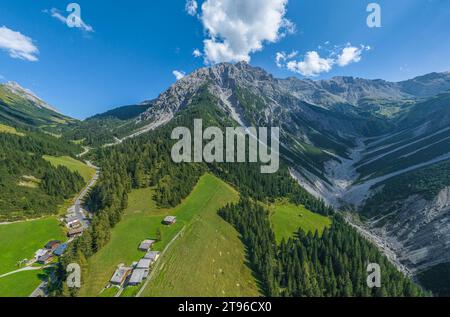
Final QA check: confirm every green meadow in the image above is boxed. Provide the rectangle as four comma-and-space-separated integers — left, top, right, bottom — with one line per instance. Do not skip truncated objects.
140, 175, 260, 297
43, 155, 96, 182
0, 269, 48, 297
81, 174, 260, 297
269, 200, 332, 243
0, 218, 65, 275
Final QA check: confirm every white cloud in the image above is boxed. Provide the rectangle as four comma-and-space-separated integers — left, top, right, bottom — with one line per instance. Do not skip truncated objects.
336, 45, 367, 67
280, 18, 296, 37
0, 26, 39, 62
286, 51, 334, 77
279, 43, 371, 77
275, 51, 297, 67
193, 48, 202, 58
173, 70, 186, 80
275, 52, 285, 68
185, 0, 199, 16
199, 0, 294, 64
47, 8, 94, 33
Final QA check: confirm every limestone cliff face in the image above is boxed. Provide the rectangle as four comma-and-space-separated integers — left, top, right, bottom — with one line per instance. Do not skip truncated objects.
369, 186, 450, 272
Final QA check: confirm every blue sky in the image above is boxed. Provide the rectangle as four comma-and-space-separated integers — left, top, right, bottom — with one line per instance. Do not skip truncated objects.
0, 0, 449, 119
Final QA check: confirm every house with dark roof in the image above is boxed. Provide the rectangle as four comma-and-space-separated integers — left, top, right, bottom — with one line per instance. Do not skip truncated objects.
68, 227, 84, 238
45, 240, 61, 251
37, 253, 54, 265
35, 249, 49, 261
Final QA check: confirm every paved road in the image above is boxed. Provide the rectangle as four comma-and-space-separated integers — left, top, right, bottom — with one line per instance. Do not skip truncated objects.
29, 281, 47, 297
67, 160, 100, 229
76, 146, 91, 158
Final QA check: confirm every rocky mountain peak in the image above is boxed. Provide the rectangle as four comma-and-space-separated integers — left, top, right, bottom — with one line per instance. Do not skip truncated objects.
136, 63, 450, 139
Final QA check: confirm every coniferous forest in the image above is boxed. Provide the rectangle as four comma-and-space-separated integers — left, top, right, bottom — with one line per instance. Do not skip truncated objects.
219, 199, 428, 297
0, 131, 84, 221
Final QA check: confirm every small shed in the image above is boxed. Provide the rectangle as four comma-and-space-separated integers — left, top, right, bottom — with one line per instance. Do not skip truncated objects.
163, 216, 177, 225
138, 240, 155, 251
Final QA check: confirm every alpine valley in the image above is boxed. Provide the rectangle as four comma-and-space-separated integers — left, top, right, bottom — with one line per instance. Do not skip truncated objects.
1, 62, 450, 297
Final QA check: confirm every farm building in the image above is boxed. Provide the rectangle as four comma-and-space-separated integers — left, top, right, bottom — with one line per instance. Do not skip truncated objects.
110, 266, 132, 286
69, 220, 83, 229
68, 227, 84, 238
128, 269, 148, 286
144, 251, 160, 262
53, 243, 68, 257
163, 216, 177, 225
65, 214, 79, 226
37, 253, 54, 265
136, 259, 152, 270
35, 249, 49, 261
138, 239, 155, 251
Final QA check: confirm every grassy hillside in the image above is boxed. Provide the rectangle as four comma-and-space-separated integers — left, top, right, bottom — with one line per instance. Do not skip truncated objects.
80, 174, 259, 297
0, 218, 65, 275
269, 200, 332, 244
43, 155, 96, 182
140, 174, 260, 297
80, 186, 163, 297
